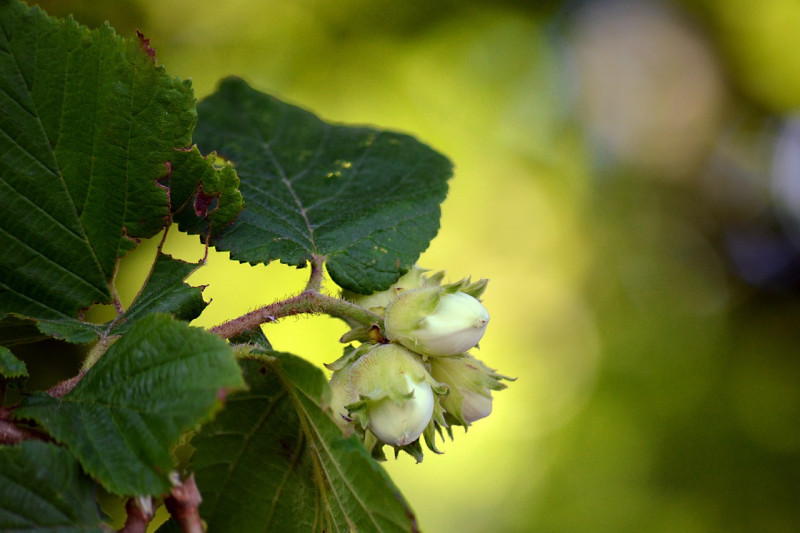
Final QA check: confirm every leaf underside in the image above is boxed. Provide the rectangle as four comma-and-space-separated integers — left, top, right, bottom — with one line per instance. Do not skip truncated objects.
192, 77, 452, 294
190, 352, 418, 533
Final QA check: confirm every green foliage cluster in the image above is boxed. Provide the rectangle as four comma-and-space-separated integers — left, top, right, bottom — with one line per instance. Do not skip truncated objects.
0, 1, 452, 530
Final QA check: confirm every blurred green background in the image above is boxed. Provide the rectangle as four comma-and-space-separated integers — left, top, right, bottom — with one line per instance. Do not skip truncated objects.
30, 0, 800, 531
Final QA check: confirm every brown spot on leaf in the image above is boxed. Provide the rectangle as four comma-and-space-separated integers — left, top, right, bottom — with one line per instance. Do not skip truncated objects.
136, 30, 157, 61
193, 189, 217, 218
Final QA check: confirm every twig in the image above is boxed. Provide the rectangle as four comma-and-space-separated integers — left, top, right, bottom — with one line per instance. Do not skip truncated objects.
165, 474, 204, 533
47, 369, 87, 398
209, 291, 382, 340
119, 496, 154, 533
110, 282, 125, 315
0, 416, 50, 445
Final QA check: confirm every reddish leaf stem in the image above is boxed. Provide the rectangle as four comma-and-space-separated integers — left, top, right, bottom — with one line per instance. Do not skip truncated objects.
119, 497, 154, 533
47, 370, 87, 398
0, 412, 50, 445
165, 475, 204, 533
0, 373, 86, 445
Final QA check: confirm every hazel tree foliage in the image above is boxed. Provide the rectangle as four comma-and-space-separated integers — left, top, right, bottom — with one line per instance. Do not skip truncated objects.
0, 1, 511, 531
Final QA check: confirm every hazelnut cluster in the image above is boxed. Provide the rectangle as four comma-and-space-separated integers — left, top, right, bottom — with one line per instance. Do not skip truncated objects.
328, 267, 511, 461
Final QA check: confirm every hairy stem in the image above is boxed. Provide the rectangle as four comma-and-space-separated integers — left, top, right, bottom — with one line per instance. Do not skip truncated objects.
305, 254, 326, 293
210, 290, 383, 340
47, 370, 87, 398
110, 282, 125, 316
81, 336, 114, 371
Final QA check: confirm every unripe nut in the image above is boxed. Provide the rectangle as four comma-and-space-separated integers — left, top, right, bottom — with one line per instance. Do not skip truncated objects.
429, 353, 510, 427
345, 344, 437, 446
385, 289, 490, 357
367, 374, 434, 446
460, 389, 493, 423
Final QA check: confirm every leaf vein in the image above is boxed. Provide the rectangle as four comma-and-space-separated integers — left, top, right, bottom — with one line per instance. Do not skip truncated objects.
43, 32, 110, 282
1, 22, 111, 295
276, 367, 390, 532
285, 120, 331, 185
260, 138, 319, 254
264, 420, 307, 529
203, 391, 286, 520
239, 181, 315, 248
1, 16, 33, 95
0, 172, 86, 247
303, 130, 381, 215
0, 82, 37, 119
0, 474, 72, 524
0, 224, 108, 298
0, 125, 62, 188
0, 279, 74, 319
326, 202, 437, 256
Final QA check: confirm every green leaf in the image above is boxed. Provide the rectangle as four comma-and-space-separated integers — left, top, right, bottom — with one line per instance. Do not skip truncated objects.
2, 250, 211, 349
33, 253, 208, 344
170, 146, 245, 234
0, 440, 104, 532
15, 313, 244, 496
189, 352, 418, 533
0, 345, 28, 380
192, 77, 452, 294
0, 316, 47, 346
0, 1, 241, 324
34, 318, 103, 344
111, 253, 207, 335
228, 326, 272, 351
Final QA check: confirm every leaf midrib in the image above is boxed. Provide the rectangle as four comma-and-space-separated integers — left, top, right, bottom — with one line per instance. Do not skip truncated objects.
261, 141, 319, 256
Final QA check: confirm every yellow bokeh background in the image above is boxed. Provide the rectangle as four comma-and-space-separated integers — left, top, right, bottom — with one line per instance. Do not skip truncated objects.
30, 0, 800, 530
